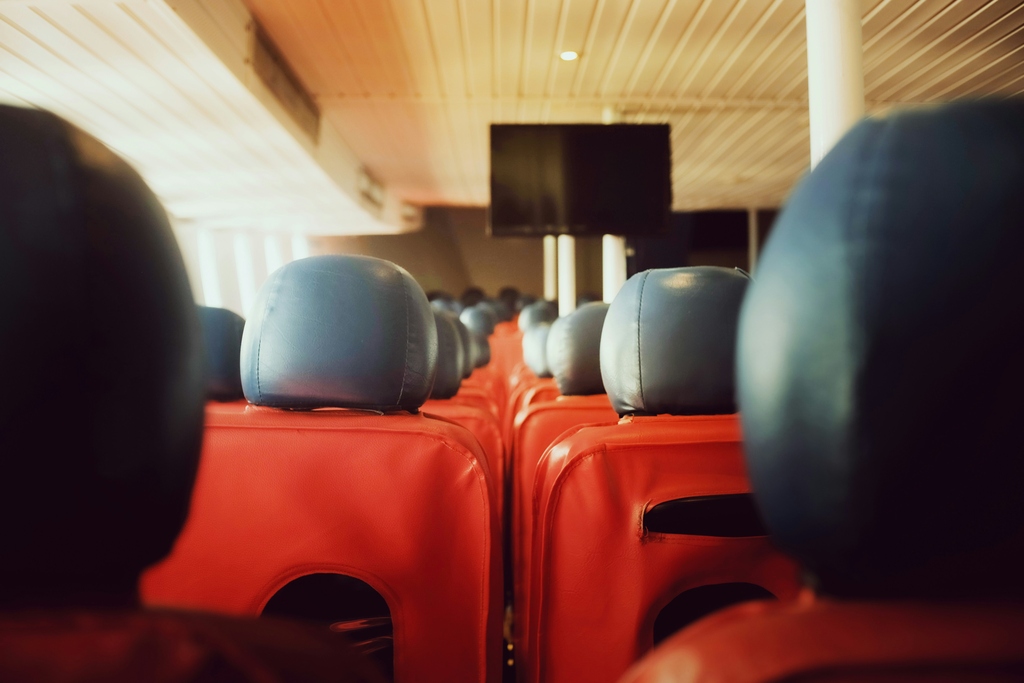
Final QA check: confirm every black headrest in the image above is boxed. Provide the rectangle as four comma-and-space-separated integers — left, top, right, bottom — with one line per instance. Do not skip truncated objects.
460, 304, 497, 337
241, 254, 437, 412
0, 106, 204, 606
461, 286, 485, 307
515, 293, 538, 312
518, 300, 558, 331
431, 310, 464, 399
523, 323, 553, 378
601, 267, 748, 417
498, 286, 520, 310
472, 334, 491, 368
453, 317, 475, 379
197, 306, 245, 402
484, 297, 513, 323
738, 100, 1024, 601
547, 303, 609, 396
431, 298, 462, 315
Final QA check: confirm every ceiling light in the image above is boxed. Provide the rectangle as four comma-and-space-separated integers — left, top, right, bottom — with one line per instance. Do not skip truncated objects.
560, 51, 579, 61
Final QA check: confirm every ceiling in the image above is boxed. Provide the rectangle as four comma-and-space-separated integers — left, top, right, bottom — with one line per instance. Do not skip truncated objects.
0, 0, 395, 235
243, 0, 1024, 210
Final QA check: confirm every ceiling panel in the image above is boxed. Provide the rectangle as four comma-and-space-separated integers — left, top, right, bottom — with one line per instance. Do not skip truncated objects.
245, 0, 1024, 209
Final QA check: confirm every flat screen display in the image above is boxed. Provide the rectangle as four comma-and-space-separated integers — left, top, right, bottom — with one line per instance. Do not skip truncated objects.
489, 124, 672, 237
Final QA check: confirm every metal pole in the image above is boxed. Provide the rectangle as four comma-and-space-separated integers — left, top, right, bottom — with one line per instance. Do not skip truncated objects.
543, 234, 558, 301
557, 234, 576, 317
602, 235, 628, 303
805, 0, 865, 168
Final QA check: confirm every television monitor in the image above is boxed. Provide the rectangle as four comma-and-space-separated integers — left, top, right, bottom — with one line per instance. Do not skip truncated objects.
488, 124, 672, 237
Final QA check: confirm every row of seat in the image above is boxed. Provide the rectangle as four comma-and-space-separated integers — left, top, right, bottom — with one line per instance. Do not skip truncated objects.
4, 98, 1024, 683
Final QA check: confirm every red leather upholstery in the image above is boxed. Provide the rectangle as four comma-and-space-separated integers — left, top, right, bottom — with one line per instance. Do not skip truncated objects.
141, 404, 502, 683
526, 415, 801, 683
489, 328, 524, 388
502, 378, 559, 445
618, 594, 1024, 683
0, 610, 386, 683
422, 399, 505, 525
509, 395, 619, 655
450, 385, 502, 420
464, 366, 507, 419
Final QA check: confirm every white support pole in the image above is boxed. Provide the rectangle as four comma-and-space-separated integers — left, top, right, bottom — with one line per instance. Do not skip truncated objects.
602, 235, 628, 303
600, 105, 628, 304
805, 0, 864, 168
557, 234, 576, 317
747, 208, 759, 274
543, 234, 558, 301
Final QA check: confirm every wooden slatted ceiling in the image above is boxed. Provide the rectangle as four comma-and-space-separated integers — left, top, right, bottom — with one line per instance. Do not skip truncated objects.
0, 0, 393, 235
243, 0, 1024, 210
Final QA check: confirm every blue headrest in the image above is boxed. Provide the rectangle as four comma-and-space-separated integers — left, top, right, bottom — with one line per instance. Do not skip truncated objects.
518, 300, 558, 330
453, 317, 475, 379
0, 106, 203, 605
472, 334, 491, 368
431, 310, 464, 399
523, 323, 553, 378
739, 100, 1024, 600
460, 304, 497, 337
547, 303, 609, 396
241, 254, 437, 411
601, 267, 749, 417
197, 306, 245, 402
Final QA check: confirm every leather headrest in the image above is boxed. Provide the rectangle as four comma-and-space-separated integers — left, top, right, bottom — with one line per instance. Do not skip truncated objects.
518, 300, 558, 330
453, 317, 475, 379
0, 106, 204, 606
472, 334, 491, 368
430, 297, 462, 315
198, 306, 245, 402
547, 303, 609, 396
241, 254, 437, 412
515, 293, 537, 312
601, 267, 748, 417
523, 323, 553, 378
738, 100, 1024, 600
431, 310, 464, 399
460, 304, 497, 337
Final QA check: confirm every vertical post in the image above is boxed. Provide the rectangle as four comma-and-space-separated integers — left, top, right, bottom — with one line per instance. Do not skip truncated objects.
543, 234, 558, 301
805, 0, 865, 168
747, 208, 759, 274
601, 105, 628, 303
602, 235, 627, 303
557, 234, 576, 317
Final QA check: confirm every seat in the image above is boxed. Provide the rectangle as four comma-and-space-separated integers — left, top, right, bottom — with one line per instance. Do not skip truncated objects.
509, 303, 619, 659
142, 255, 502, 683
619, 100, 1024, 683
502, 323, 558, 443
197, 305, 248, 414
422, 309, 505, 523
525, 268, 802, 683
0, 104, 383, 683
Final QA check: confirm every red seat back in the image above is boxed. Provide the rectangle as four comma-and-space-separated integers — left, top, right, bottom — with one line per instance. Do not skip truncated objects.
509, 394, 618, 655
619, 597, 1024, 683
525, 415, 801, 683
142, 405, 502, 683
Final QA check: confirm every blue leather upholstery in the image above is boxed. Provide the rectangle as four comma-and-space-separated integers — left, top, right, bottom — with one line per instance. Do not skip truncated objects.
518, 300, 558, 331
601, 267, 749, 417
431, 310, 464, 399
198, 306, 245, 402
738, 100, 1024, 600
523, 323, 553, 378
547, 303, 609, 396
241, 254, 438, 412
460, 304, 498, 337
0, 105, 204, 605
472, 334, 492, 368
453, 317, 476, 378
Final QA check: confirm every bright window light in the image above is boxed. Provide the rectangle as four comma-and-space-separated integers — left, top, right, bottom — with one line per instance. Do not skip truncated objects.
234, 233, 257, 317
560, 51, 579, 61
264, 234, 286, 276
291, 235, 311, 261
197, 229, 222, 309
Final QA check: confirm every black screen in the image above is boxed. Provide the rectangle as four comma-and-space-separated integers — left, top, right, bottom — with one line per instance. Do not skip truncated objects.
489, 124, 671, 237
